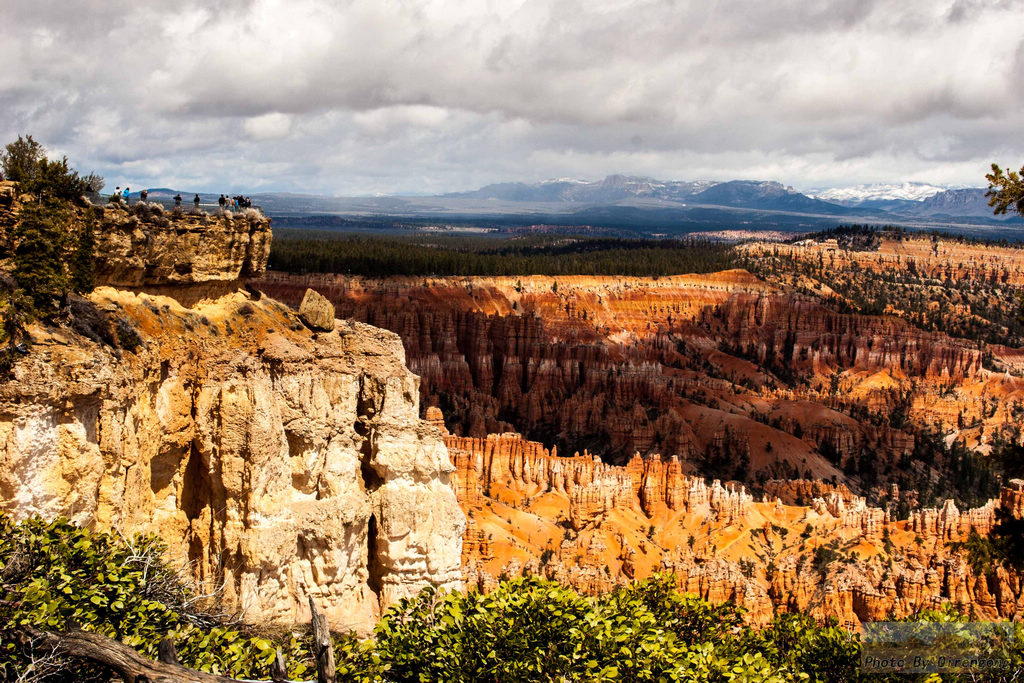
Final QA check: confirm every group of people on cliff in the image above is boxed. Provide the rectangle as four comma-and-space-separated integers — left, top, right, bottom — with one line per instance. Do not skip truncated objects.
108, 188, 253, 211
219, 194, 252, 210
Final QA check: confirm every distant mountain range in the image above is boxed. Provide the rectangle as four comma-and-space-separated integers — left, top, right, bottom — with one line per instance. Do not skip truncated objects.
442, 175, 1004, 221
137, 175, 1020, 239
445, 176, 856, 214
444, 175, 715, 203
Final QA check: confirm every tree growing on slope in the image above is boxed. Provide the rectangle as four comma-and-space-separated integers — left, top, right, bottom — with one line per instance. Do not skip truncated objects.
0, 135, 44, 183
11, 200, 71, 316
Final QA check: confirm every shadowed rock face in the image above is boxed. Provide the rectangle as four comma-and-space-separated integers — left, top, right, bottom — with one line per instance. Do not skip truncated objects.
0, 185, 272, 291
91, 205, 272, 289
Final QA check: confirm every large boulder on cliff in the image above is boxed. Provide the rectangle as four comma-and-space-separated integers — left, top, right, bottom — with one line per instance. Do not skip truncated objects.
299, 287, 336, 331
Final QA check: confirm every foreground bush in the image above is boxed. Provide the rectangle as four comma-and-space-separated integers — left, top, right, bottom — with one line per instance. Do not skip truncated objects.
1, 514, 1021, 682
0, 515, 312, 681
344, 576, 805, 682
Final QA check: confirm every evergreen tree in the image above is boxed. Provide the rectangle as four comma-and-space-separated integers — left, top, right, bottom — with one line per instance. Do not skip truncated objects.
12, 200, 70, 316
0, 134, 44, 183
71, 209, 97, 294
27, 155, 87, 201
986, 162, 1024, 216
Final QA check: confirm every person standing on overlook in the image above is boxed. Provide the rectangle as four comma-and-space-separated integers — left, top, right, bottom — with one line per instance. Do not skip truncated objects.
193, 193, 200, 208
174, 193, 182, 207
123, 187, 130, 204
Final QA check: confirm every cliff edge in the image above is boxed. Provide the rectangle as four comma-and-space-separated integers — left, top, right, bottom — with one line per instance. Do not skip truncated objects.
0, 193, 464, 632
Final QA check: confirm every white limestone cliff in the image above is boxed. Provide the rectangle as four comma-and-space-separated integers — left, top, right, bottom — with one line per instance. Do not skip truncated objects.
0, 283, 464, 634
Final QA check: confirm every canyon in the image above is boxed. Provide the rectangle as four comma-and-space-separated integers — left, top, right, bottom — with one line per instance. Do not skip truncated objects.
253, 232, 1024, 625
257, 261, 1024, 506
2, 185, 1022, 638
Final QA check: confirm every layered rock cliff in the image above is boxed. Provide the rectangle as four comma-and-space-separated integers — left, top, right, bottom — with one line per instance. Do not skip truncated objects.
93, 205, 272, 292
0, 201, 464, 633
738, 234, 1024, 351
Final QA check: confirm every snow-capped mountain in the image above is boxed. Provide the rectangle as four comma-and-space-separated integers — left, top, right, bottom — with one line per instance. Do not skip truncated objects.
427, 175, 1010, 222
808, 182, 949, 204
445, 175, 852, 211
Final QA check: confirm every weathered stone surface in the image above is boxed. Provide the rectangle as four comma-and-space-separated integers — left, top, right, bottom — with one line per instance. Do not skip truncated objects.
299, 288, 336, 331
0, 287, 464, 634
0, 181, 15, 206
92, 205, 272, 288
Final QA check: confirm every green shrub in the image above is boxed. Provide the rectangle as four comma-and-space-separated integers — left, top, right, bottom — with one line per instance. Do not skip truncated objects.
115, 316, 143, 352
354, 575, 801, 682
2, 514, 1021, 682
0, 514, 316, 682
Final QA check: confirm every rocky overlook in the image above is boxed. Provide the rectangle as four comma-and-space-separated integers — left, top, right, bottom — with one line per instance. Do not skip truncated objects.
0, 195, 464, 633
92, 206, 271, 290
1, 182, 273, 303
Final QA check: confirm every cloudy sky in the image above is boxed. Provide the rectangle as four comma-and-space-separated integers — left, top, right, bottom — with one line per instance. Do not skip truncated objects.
2, 0, 1022, 196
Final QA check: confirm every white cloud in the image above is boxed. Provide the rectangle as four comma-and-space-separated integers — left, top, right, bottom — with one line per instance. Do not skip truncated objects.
243, 112, 292, 140
1, 0, 1022, 195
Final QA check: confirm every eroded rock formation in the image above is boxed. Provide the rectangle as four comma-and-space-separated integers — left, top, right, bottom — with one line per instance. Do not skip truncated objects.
257, 271, 1024, 502
92, 204, 272, 290
445, 423, 1023, 627
0, 202, 463, 634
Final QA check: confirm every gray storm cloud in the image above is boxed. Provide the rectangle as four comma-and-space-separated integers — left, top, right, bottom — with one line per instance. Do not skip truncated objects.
1, 0, 1021, 194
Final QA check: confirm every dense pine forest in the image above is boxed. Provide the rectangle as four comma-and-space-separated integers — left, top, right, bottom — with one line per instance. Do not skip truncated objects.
267, 227, 1024, 345
267, 231, 741, 277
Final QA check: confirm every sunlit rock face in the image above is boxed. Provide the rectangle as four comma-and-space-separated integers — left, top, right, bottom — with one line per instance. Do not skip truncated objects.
257, 271, 1020, 490
0, 201, 463, 634
443, 423, 1022, 628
